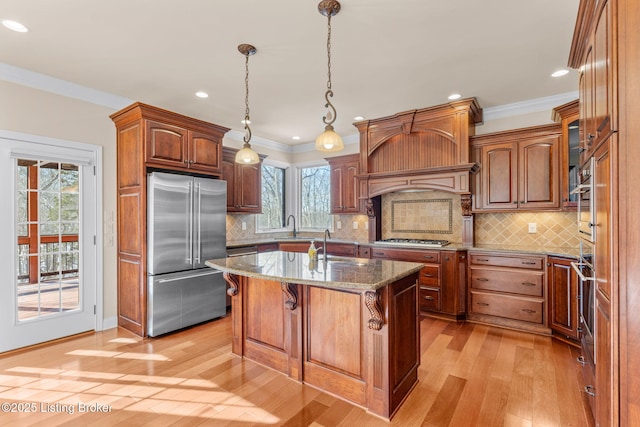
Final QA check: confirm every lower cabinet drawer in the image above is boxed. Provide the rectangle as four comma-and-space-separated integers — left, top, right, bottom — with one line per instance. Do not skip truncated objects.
470, 291, 543, 324
470, 268, 543, 296
419, 288, 440, 312
418, 266, 440, 287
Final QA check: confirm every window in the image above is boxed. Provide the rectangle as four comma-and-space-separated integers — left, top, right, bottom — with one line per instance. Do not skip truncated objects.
299, 165, 331, 230
257, 164, 286, 231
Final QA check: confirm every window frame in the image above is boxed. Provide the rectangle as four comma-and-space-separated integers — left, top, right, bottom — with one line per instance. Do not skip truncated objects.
255, 159, 290, 234
297, 161, 333, 232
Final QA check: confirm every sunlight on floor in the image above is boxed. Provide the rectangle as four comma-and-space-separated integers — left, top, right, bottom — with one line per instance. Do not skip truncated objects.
0, 365, 282, 423
65, 349, 170, 361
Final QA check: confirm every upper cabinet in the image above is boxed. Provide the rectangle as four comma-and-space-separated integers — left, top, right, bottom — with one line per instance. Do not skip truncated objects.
552, 100, 580, 210
326, 154, 360, 214
146, 121, 225, 174
222, 147, 265, 213
111, 103, 228, 177
472, 124, 562, 212
571, 0, 616, 165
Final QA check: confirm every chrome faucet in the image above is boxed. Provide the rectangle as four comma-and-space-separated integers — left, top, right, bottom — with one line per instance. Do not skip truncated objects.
286, 214, 297, 238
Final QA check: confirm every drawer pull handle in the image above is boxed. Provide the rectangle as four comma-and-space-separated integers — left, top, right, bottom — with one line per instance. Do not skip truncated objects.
476, 278, 489, 282
423, 273, 434, 278
423, 296, 435, 301
477, 258, 489, 262
521, 282, 536, 287
373, 252, 384, 256
476, 302, 489, 306
522, 261, 537, 265
584, 385, 596, 397
521, 309, 536, 314
424, 255, 434, 259
577, 356, 586, 365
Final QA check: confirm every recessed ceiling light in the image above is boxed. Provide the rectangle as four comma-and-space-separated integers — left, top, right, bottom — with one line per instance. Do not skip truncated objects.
353, 116, 365, 121
195, 91, 208, 98
448, 93, 461, 100
292, 136, 301, 140
551, 69, 569, 77
241, 119, 251, 124
2, 19, 28, 33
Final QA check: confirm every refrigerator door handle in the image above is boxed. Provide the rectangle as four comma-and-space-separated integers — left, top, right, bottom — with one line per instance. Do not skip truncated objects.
195, 182, 201, 264
187, 181, 194, 264
157, 269, 222, 284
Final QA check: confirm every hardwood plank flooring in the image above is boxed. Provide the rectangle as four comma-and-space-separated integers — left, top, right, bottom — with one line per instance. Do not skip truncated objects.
0, 316, 594, 426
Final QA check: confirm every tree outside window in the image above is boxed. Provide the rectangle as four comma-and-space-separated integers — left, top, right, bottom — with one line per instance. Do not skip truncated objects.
300, 166, 331, 230
257, 164, 285, 231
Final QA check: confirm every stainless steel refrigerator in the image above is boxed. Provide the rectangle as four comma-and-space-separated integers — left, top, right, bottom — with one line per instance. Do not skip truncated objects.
147, 172, 227, 337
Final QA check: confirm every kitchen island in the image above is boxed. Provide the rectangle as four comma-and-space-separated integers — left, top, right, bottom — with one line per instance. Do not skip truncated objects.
205, 251, 424, 419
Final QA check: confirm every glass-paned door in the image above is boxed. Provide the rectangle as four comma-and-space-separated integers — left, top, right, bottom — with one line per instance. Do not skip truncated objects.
0, 137, 98, 353
16, 160, 81, 321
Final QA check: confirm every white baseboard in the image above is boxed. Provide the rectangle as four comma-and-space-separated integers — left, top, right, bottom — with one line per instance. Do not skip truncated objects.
101, 316, 118, 331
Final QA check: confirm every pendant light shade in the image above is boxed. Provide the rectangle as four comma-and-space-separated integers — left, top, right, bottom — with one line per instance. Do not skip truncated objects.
315, 124, 344, 152
235, 142, 260, 164
235, 43, 260, 164
316, 0, 344, 153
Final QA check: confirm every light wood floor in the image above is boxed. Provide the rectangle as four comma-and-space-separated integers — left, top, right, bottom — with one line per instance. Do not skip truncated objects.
0, 315, 594, 426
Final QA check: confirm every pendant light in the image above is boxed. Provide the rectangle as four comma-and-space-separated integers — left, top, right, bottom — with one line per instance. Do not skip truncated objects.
315, 0, 344, 153
235, 44, 260, 164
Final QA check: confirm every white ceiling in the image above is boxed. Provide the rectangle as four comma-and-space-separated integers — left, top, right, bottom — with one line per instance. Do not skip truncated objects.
1, 0, 580, 147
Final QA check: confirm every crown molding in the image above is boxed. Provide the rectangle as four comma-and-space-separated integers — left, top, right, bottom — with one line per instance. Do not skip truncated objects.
0, 62, 133, 110
482, 91, 579, 122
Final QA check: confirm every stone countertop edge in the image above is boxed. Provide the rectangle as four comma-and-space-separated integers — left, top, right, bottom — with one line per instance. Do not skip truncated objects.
227, 239, 579, 259
205, 258, 425, 291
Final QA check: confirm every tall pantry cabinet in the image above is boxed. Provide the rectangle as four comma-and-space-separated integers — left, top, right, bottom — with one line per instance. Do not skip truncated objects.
110, 103, 229, 337
569, 0, 640, 424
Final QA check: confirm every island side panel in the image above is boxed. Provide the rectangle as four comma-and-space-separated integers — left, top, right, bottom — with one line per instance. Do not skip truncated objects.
242, 277, 290, 374
387, 273, 420, 417
303, 286, 368, 406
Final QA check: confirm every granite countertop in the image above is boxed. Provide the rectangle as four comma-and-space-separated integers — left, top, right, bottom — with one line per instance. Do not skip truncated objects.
206, 251, 424, 291
227, 238, 579, 259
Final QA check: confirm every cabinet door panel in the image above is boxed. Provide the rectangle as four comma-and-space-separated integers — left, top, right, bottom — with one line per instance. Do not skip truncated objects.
481, 143, 517, 209
593, 0, 612, 141
519, 137, 560, 209
189, 131, 222, 173
237, 163, 261, 211
145, 120, 188, 167
547, 257, 579, 340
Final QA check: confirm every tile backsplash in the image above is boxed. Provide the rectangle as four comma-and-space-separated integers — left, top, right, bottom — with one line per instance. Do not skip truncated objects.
475, 211, 578, 247
227, 193, 579, 248
381, 191, 462, 242
226, 214, 369, 243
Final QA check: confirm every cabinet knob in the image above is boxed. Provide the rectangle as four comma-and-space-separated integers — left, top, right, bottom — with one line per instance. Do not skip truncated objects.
184, 160, 189, 164
576, 356, 586, 365
189, 160, 194, 164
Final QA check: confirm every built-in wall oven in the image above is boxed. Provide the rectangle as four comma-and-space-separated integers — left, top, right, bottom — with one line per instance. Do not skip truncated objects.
571, 157, 597, 407
573, 157, 595, 242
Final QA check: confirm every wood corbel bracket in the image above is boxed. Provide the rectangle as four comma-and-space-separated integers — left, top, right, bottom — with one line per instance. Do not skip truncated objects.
281, 282, 299, 311
365, 290, 384, 330
223, 272, 239, 297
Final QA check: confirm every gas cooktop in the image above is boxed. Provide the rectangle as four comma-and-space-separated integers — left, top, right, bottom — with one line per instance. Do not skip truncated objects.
376, 238, 451, 248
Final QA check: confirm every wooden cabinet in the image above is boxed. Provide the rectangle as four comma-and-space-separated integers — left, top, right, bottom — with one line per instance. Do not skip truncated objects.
468, 251, 549, 334
146, 120, 224, 174
552, 100, 580, 210
110, 102, 229, 337
257, 242, 279, 253
278, 242, 309, 253
357, 245, 371, 259
547, 256, 579, 341
326, 154, 360, 214
472, 124, 562, 211
371, 247, 465, 320
222, 147, 265, 213
578, 0, 615, 165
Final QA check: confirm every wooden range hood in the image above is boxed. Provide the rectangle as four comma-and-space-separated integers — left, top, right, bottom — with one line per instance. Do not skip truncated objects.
353, 98, 482, 245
